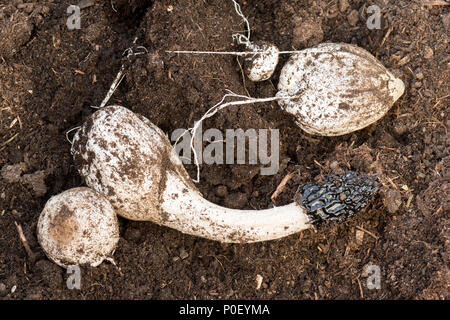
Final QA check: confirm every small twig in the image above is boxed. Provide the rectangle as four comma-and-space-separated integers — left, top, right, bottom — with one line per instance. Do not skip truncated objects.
17, 115, 22, 130
14, 222, 36, 264
1, 133, 19, 148
271, 172, 294, 202
357, 277, 364, 298
405, 194, 414, 209
314, 160, 326, 170
421, 0, 449, 6
385, 176, 399, 190
379, 25, 393, 48
209, 255, 226, 273
77, 0, 95, 9
356, 226, 379, 240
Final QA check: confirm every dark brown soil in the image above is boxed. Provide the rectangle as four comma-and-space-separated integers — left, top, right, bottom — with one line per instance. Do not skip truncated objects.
0, 0, 448, 300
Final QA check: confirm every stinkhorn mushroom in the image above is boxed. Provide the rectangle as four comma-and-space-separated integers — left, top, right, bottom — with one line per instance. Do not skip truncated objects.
71, 106, 378, 243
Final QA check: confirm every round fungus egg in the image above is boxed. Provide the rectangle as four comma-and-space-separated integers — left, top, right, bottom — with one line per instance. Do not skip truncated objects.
276, 42, 405, 136
244, 41, 279, 82
37, 187, 119, 268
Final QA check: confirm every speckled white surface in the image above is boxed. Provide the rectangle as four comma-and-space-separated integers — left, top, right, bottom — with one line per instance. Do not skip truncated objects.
71, 105, 179, 222
245, 42, 279, 82
37, 187, 119, 268
277, 42, 405, 136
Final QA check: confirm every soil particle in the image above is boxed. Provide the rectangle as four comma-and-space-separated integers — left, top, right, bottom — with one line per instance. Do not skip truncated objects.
224, 192, 249, 209
179, 249, 189, 260
329, 161, 344, 174
384, 189, 403, 214
123, 225, 142, 243
423, 46, 434, 59
25, 292, 42, 300
442, 13, 450, 30
1, 162, 27, 183
0, 283, 7, 297
339, 0, 350, 13
293, 18, 324, 48
414, 68, 424, 80
215, 185, 228, 198
355, 230, 365, 245
392, 120, 409, 136
21, 170, 48, 197
159, 287, 172, 300
84, 22, 108, 43
34, 260, 63, 290
347, 10, 360, 26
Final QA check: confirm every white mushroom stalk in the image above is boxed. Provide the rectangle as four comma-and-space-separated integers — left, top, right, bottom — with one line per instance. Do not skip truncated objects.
162, 175, 309, 242
71, 106, 378, 243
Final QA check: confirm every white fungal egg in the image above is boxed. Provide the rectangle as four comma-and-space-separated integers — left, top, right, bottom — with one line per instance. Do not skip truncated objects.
277, 42, 405, 136
37, 187, 119, 268
244, 41, 279, 82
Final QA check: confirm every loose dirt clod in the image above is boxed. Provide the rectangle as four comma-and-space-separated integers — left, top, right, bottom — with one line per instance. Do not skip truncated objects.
1, 163, 27, 183
384, 189, 403, 213
293, 18, 323, 47
347, 10, 360, 26
21, 170, 48, 197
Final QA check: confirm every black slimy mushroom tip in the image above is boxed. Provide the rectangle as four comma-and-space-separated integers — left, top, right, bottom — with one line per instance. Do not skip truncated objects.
296, 171, 379, 226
